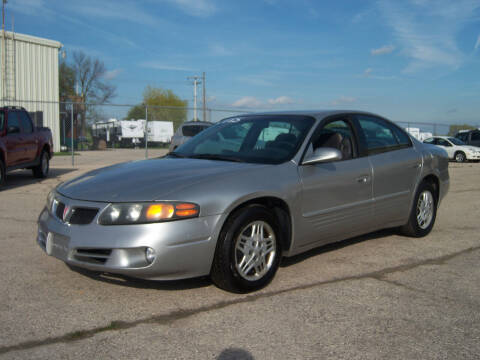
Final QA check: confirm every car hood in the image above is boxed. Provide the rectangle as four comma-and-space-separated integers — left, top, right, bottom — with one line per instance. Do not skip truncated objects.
57, 158, 267, 202
461, 145, 480, 151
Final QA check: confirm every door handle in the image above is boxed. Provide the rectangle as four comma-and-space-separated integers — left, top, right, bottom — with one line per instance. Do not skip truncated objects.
356, 175, 369, 183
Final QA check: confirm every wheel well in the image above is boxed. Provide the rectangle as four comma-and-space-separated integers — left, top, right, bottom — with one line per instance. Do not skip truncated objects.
454, 150, 465, 156
42, 144, 51, 158
226, 197, 292, 253
422, 175, 439, 202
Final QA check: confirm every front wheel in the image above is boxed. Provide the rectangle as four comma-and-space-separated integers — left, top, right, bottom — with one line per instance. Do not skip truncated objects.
400, 182, 437, 237
211, 205, 281, 293
33, 150, 50, 178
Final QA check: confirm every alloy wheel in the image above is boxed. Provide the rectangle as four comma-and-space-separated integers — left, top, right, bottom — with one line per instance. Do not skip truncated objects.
234, 221, 276, 281
416, 190, 434, 229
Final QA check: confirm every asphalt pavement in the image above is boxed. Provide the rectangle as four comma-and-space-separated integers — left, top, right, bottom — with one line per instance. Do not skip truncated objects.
0, 150, 479, 359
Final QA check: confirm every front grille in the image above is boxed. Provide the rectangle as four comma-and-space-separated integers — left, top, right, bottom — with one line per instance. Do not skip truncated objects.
70, 208, 99, 225
55, 201, 65, 219
73, 248, 112, 265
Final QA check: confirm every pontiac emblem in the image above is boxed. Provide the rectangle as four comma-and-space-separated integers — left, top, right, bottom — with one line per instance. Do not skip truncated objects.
62, 206, 74, 223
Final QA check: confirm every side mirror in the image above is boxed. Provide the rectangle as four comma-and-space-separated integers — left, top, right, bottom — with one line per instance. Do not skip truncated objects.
302, 147, 342, 165
7, 125, 20, 134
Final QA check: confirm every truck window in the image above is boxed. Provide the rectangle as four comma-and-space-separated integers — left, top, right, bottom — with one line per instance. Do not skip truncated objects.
7, 112, 21, 134
19, 111, 34, 134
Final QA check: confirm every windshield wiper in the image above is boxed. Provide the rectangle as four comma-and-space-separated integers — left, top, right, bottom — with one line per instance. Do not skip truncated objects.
187, 154, 246, 162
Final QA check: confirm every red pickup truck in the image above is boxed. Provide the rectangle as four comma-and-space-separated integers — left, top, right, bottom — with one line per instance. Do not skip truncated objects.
0, 106, 53, 187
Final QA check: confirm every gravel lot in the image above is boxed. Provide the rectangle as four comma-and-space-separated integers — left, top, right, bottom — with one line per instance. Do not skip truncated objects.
0, 150, 479, 359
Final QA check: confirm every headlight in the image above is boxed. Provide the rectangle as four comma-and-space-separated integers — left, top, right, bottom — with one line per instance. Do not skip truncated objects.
98, 202, 199, 225
46, 191, 56, 213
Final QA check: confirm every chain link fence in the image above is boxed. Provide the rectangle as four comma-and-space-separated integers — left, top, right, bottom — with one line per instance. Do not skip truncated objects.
2, 99, 479, 166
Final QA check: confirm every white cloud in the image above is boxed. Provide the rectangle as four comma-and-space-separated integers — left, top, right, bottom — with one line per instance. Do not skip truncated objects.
68, 0, 160, 27
238, 75, 275, 87
103, 69, 123, 80
140, 61, 195, 72
371, 45, 395, 55
363, 68, 373, 77
232, 97, 263, 108
209, 44, 233, 56
475, 34, 480, 50
329, 96, 357, 106
165, 0, 216, 17
377, 0, 480, 73
268, 96, 294, 105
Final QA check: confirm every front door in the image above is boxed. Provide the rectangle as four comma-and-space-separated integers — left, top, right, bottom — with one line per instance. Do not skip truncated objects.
296, 117, 374, 249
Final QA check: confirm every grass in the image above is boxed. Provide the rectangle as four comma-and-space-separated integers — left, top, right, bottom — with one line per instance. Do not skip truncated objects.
54, 152, 80, 156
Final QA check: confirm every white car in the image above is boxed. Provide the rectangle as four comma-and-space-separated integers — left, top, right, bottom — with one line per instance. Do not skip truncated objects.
423, 136, 480, 162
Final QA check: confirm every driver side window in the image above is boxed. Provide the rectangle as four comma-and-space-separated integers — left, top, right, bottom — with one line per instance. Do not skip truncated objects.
307, 119, 356, 161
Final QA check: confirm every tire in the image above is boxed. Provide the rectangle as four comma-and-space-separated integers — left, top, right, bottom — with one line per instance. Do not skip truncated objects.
400, 181, 437, 237
32, 150, 50, 178
211, 205, 282, 293
0, 157, 5, 188
454, 151, 466, 163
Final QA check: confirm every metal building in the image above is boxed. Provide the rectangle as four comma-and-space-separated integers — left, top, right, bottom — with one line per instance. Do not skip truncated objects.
1, 30, 62, 151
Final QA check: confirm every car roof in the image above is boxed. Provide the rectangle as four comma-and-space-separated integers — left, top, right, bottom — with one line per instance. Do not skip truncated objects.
226, 109, 386, 120
181, 121, 212, 126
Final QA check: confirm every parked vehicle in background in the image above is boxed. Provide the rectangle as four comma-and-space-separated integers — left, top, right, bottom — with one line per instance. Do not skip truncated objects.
455, 130, 480, 147
168, 121, 212, 152
38, 110, 449, 293
147, 121, 174, 145
423, 136, 480, 163
0, 106, 53, 187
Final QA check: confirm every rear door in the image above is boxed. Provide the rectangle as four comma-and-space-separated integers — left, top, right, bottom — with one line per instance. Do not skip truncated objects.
354, 115, 422, 227
297, 116, 374, 248
5, 111, 23, 166
19, 111, 38, 162
435, 138, 455, 158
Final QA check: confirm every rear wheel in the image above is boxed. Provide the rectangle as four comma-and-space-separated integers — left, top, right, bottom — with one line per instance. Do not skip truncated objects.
211, 205, 281, 293
400, 181, 437, 237
455, 151, 466, 163
33, 150, 49, 178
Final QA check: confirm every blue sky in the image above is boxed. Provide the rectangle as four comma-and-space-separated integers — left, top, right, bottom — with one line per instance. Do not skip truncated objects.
6, 0, 480, 125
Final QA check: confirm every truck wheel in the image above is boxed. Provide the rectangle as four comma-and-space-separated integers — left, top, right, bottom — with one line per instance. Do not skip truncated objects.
455, 151, 466, 163
0, 158, 5, 187
33, 150, 50, 178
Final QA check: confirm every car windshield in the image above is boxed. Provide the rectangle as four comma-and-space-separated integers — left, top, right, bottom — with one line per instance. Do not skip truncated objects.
448, 137, 466, 146
171, 115, 315, 164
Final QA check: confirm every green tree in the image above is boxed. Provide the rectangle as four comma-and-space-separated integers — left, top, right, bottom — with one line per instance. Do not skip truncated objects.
127, 86, 188, 130
448, 124, 476, 136
59, 61, 75, 99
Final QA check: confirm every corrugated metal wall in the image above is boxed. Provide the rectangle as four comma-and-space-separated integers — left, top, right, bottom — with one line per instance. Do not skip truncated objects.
1, 32, 61, 151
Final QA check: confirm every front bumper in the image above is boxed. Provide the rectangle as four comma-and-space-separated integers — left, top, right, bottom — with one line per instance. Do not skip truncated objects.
466, 153, 480, 160
37, 194, 222, 280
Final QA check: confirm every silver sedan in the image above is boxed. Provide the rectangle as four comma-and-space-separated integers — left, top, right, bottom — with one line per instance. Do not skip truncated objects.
37, 111, 449, 292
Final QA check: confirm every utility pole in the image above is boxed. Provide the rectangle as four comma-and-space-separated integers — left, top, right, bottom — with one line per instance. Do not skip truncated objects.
187, 75, 202, 121
202, 72, 206, 122
1, 0, 7, 105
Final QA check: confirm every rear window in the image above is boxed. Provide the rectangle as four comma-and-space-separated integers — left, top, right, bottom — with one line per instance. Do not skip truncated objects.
182, 125, 208, 137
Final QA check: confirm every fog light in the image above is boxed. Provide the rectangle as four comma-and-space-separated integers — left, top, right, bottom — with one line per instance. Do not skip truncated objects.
145, 247, 156, 264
